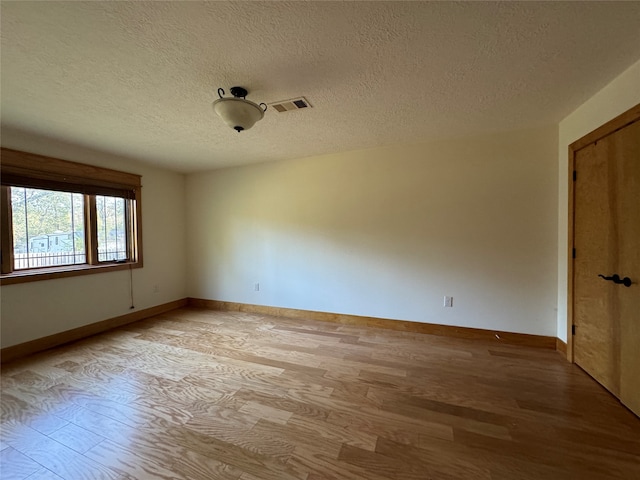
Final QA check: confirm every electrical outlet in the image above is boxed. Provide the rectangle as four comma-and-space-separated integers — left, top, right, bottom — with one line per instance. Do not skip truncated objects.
254, 283, 260, 292
444, 296, 453, 307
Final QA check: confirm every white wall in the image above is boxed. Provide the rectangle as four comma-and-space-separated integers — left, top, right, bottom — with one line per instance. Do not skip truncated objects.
0, 131, 187, 348
187, 126, 558, 336
4, 57, 637, 348
556, 59, 640, 341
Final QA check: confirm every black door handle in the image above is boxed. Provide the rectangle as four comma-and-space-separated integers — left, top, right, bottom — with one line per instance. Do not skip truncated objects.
598, 274, 632, 287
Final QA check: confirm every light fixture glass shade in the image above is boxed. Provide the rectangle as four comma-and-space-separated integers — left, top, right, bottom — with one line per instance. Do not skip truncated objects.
212, 97, 265, 132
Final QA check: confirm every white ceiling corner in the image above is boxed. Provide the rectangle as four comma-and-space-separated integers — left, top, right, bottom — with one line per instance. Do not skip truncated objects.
1, 1, 640, 173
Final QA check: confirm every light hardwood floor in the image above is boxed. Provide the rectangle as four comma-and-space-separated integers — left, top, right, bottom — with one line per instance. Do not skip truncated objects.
1, 308, 639, 479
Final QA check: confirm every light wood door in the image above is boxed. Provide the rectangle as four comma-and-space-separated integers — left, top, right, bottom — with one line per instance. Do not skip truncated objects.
573, 118, 640, 416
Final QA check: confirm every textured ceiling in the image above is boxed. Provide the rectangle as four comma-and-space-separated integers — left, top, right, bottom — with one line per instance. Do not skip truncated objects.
2, 1, 640, 173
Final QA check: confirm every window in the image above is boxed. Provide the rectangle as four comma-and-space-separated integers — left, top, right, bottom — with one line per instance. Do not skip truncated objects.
96, 195, 128, 262
1, 148, 142, 284
11, 187, 86, 269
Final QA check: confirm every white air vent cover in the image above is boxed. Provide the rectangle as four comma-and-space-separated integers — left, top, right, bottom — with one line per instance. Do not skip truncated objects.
268, 97, 312, 113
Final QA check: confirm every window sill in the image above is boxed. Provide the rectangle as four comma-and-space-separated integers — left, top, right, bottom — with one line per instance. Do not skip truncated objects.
0, 261, 142, 286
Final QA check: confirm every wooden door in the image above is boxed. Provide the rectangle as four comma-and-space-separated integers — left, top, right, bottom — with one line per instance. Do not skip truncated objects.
573, 116, 640, 416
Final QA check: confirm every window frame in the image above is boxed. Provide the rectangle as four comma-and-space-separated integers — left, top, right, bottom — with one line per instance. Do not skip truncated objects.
0, 148, 143, 285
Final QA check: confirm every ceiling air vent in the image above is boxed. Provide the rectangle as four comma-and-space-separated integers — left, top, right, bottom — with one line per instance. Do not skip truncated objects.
268, 97, 312, 113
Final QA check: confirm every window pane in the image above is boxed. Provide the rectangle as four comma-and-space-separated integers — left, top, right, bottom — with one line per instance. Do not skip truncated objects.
96, 195, 128, 262
11, 187, 86, 269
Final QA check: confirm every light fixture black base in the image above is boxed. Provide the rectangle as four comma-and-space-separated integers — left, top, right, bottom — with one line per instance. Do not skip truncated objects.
230, 86, 248, 98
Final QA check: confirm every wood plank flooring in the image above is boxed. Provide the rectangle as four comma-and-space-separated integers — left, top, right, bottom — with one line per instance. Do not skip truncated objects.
1, 307, 639, 479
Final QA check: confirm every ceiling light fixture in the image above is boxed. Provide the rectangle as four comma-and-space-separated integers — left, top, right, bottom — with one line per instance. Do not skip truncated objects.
212, 86, 267, 132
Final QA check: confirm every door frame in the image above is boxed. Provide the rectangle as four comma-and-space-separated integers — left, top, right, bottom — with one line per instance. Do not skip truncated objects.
567, 103, 640, 362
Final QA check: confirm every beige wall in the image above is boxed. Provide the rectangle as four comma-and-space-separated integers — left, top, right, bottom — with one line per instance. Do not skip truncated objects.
556, 59, 640, 341
0, 129, 187, 348
187, 126, 558, 336
8, 58, 637, 347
